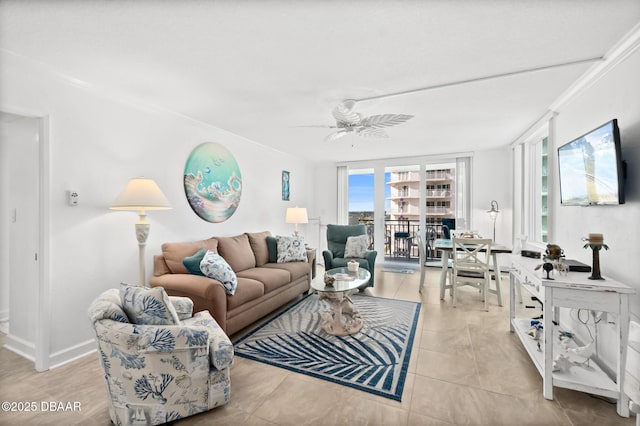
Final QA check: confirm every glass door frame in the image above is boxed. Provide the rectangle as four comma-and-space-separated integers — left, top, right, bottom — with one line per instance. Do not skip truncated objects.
339, 153, 473, 266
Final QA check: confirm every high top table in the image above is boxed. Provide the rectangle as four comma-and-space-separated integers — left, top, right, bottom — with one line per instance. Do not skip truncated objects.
434, 238, 512, 303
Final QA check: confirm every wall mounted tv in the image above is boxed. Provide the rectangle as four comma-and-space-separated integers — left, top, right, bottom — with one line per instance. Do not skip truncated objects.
558, 119, 625, 205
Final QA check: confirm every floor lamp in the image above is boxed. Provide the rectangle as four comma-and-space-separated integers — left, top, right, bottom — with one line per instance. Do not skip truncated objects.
110, 177, 172, 286
487, 200, 500, 241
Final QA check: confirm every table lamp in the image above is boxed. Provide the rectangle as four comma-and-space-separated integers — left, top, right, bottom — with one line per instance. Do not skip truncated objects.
286, 207, 308, 238
110, 177, 172, 286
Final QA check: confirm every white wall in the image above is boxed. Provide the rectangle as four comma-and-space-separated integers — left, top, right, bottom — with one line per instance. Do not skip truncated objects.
0, 52, 316, 367
550, 47, 640, 320
472, 148, 512, 243
547, 45, 640, 374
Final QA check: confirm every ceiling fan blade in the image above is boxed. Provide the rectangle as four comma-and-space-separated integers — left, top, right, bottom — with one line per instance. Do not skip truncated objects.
293, 124, 337, 128
324, 129, 350, 142
362, 114, 414, 129
358, 127, 389, 138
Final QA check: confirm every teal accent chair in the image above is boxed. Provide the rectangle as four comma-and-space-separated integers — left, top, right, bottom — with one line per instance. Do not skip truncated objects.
322, 224, 377, 287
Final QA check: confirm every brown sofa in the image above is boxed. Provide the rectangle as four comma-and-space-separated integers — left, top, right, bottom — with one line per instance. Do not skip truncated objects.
150, 231, 315, 336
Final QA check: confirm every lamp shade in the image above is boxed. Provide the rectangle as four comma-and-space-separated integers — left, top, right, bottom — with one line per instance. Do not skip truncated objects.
285, 207, 308, 224
110, 177, 172, 211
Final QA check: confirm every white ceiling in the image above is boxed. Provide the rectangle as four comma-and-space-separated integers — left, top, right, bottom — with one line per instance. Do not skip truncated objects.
1, 1, 639, 163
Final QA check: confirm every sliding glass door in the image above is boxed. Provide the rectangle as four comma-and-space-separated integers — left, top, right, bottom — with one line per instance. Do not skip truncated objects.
340, 155, 471, 265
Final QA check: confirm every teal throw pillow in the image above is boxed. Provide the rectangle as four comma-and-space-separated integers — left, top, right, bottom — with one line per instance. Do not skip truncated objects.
119, 283, 180, 326
183, 248, 207, 276
200, 250, 238, 295
266, 236, 278, 263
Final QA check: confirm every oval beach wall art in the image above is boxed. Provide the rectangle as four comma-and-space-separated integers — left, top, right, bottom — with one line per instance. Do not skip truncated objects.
184, 142, 242, 222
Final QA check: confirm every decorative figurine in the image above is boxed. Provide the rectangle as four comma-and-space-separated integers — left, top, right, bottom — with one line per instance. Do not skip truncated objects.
582, 233, 608, 280
542, 262, 554, 280
323, 274, 335, 287
545, 244, 565, 261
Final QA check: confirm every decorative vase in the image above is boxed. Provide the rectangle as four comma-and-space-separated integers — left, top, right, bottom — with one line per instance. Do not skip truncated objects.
347, 260, 359, 272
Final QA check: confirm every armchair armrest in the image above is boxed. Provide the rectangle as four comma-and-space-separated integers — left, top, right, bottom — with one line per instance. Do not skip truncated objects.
169, 296, 194, 320
183, 311, 234, 370
322, 250, 334, 269
365, 250, 377, 265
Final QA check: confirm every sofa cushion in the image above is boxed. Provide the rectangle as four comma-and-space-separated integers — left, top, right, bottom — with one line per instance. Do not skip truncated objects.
226, 277, 265, 310
276, 235, 306, 262
182, 247, 207, 276
344, 235, 369, 258
162, 238, 219, 274
237, 267, 290, 293
216, 234, 256, 272
247, 231, 272, 267
264, 261, 310, 281
200, 250, 238, 295
119, 283, 180, 325
266, 236, 278, 263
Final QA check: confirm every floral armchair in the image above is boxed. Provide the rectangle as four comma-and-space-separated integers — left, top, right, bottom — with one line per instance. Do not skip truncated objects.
88, 288, 233, 425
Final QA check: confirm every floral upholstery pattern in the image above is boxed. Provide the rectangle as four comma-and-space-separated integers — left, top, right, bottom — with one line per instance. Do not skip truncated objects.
344, 235, 369, 258
275, 235, 306, 263
88, 289, 233, 425
199, 250, 238, 295
168, 296, 194, 321
120, 284, 181, 326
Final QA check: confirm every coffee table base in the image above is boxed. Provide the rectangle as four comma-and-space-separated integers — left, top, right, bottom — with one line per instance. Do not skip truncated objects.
318, 292, 363, 336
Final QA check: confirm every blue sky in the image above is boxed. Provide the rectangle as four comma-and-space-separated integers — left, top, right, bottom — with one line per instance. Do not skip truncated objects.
348, 172, 391, 211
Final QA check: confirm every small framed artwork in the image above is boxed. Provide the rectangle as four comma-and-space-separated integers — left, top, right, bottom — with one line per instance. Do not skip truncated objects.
282, 170, 290, 201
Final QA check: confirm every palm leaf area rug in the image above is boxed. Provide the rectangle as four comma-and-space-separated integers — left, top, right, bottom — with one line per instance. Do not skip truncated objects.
233, 293, 421, 401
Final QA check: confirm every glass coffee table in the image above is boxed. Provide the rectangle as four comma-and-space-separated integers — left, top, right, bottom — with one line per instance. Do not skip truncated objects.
310, 267, 371, 336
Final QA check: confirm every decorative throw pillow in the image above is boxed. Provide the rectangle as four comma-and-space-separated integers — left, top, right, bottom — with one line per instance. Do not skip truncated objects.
266, 236, 278, 263
344, 235, 369, 258
182, 248, 207, 276
275, 235, 306, 263
199, 250, 238, 295
119, 283, 180, 326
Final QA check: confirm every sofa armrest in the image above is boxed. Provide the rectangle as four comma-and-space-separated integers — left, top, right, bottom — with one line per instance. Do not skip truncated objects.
150, 274, 228, 332
306, 248, 317, 278
183, 311, 234, 370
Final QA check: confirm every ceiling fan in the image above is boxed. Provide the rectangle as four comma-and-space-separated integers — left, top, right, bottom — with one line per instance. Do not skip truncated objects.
315, 99, 414, 142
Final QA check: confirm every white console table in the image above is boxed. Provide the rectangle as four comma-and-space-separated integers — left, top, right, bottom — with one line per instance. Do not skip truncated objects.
509, 255, 635, 417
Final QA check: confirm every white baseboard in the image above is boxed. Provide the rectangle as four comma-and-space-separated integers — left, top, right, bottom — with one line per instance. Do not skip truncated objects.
0, 309, 8, 322
49, 339, 96, 369
4, 333, 36, 362
4, 335, 96, 370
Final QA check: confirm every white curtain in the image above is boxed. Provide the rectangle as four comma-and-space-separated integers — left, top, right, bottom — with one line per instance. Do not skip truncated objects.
336, 165, 348, 225
455, 157, 471, 229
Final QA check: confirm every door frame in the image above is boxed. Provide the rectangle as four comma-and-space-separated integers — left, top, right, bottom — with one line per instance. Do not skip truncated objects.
1, 105, 50, 371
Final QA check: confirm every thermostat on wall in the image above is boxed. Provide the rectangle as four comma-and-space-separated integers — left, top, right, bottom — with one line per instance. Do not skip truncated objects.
66, 190, 79, 206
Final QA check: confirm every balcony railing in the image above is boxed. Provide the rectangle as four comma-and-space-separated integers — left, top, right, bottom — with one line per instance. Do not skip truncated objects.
357, 219, 449, 262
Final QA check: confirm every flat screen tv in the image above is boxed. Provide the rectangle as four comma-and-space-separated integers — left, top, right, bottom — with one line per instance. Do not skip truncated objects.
558, 119, 625, 205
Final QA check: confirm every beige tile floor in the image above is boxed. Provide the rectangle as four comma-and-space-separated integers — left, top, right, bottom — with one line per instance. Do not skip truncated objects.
0, 266, 634, 425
